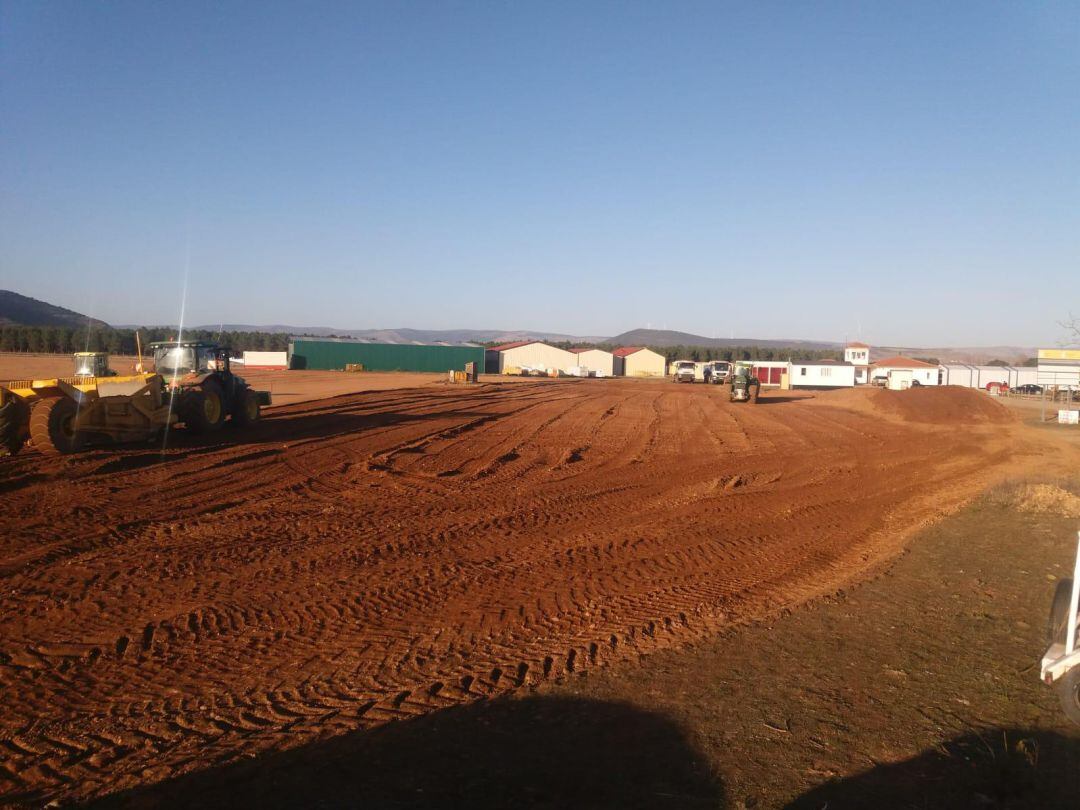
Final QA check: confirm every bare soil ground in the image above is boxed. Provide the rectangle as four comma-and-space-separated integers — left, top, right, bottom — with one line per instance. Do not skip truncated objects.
0, 380, 1075, 804
93, 480, 1080, 810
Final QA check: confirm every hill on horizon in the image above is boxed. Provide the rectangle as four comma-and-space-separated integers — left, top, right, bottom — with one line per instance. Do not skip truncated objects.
0, 290, 109, 329
6, 288, 1035, 364
607, 328, 840, 351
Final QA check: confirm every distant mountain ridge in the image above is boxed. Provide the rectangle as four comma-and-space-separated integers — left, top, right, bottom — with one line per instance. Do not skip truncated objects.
7, 288, 1035, 363
118, 324, 611, 345
0, 290, 109, 329
607, 328, 840, 351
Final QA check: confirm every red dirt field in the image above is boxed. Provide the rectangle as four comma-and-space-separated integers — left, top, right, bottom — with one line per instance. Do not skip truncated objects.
0, 381, 1069, 803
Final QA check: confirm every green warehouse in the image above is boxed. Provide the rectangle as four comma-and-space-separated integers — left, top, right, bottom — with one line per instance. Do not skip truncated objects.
288, 337, 485, 373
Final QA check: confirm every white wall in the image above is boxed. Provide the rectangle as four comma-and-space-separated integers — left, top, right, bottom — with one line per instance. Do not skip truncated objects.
972, 366, 1010, 388
242, 351, 288, 368
623, 349, 666, 377
844, 347, 870, 365
1038, 363, 1080, 387
790, 363, 856, 388
941, 366, 1040, 389
873, 366, 938, 386
498, 343, 577, 373
570, 349, 614, 376
939, 365, 975, 387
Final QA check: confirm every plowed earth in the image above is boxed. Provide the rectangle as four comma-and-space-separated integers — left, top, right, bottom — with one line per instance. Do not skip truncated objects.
0, 382, 1038, 803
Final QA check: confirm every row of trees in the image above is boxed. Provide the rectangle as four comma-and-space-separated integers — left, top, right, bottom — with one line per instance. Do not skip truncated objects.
0, 325, 291, 355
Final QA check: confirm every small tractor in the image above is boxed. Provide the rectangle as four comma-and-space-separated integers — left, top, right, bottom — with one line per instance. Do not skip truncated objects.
0, 343, 271, 456
728, 361, 760, 403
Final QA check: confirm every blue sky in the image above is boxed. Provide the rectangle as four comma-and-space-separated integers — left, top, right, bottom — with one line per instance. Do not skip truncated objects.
1, 1, 1076, 346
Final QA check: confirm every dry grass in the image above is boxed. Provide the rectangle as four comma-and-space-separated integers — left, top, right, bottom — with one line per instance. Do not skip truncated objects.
987, 478, 1080, 518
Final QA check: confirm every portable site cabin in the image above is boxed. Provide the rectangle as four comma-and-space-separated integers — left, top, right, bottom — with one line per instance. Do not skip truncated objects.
789, 360, 856, 388
613, 347, 666, 377
485, 341, 577, 375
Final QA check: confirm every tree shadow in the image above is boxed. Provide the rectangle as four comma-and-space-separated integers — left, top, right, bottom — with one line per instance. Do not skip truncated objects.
787, 727, 1080, 809
91, 696, 725, 809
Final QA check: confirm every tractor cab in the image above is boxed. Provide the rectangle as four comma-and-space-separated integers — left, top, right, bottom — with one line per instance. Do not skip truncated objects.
149, 342, 231, 378
73, 352, 115, 378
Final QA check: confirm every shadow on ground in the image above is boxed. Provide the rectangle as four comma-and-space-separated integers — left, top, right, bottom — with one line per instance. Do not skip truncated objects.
92, 696, 725, 809
82, 689, 1080, 810
788, 727, 1080, 810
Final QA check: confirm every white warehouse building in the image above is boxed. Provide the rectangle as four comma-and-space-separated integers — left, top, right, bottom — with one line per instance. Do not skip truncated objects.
613, 347, 666, 377
485, 341, 576, 375
567, 347, 614, 377
939, 364, 1039, 389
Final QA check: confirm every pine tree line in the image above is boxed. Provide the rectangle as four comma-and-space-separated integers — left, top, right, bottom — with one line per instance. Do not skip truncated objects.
0, 325, 291, 355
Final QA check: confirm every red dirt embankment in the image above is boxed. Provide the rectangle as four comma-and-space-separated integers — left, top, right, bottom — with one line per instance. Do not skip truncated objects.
808, 384, 1015, 425
0, 379, 1049, 803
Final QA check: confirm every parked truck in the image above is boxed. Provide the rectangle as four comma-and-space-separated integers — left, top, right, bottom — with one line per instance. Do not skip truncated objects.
673, 361, 697, 384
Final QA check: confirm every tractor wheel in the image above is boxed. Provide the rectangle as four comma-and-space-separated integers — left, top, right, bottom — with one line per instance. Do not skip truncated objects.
182, 381, 225, 433
0, 396, 30, 456
749, 384, 760, 404
1056, 667, 1080, 727
1047, 579, 1077, 645
230, 388, 261, 428
29, 397, 85, 455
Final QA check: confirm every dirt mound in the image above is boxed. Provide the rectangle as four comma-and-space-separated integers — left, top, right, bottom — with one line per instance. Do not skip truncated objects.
812, 385, 1015, 425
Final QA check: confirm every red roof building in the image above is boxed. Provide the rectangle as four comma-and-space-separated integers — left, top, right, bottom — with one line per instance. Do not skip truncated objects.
487, 340, 539, 352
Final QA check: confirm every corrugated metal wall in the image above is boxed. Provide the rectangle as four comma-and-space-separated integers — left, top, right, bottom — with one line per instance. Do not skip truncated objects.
288, 339, 485, 372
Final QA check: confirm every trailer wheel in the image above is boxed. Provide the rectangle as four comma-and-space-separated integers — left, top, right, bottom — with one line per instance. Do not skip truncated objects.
29, 397, 85, 455
1056, 667, 1080, 726
1047, 578, 1077, 645
0, 396, 30, 456
230, 388, 261, 427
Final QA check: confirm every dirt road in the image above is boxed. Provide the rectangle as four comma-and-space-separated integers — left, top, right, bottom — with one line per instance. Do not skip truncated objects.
0, 381, 1050, 803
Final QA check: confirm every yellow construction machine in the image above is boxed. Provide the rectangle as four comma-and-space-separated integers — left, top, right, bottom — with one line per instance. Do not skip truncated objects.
0, 343, 272, 456
0, 371, 175, 456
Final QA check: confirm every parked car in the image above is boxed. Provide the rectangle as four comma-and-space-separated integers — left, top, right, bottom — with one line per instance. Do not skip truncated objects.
871, 376, 888, 387
1014, 384, 1043, 395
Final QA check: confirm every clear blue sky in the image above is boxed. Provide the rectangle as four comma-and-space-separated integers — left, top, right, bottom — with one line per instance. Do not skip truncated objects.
1, 1, 1077, 346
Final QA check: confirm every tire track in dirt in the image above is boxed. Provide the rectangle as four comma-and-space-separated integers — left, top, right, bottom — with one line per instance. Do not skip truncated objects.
0, 381, 1053, 804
